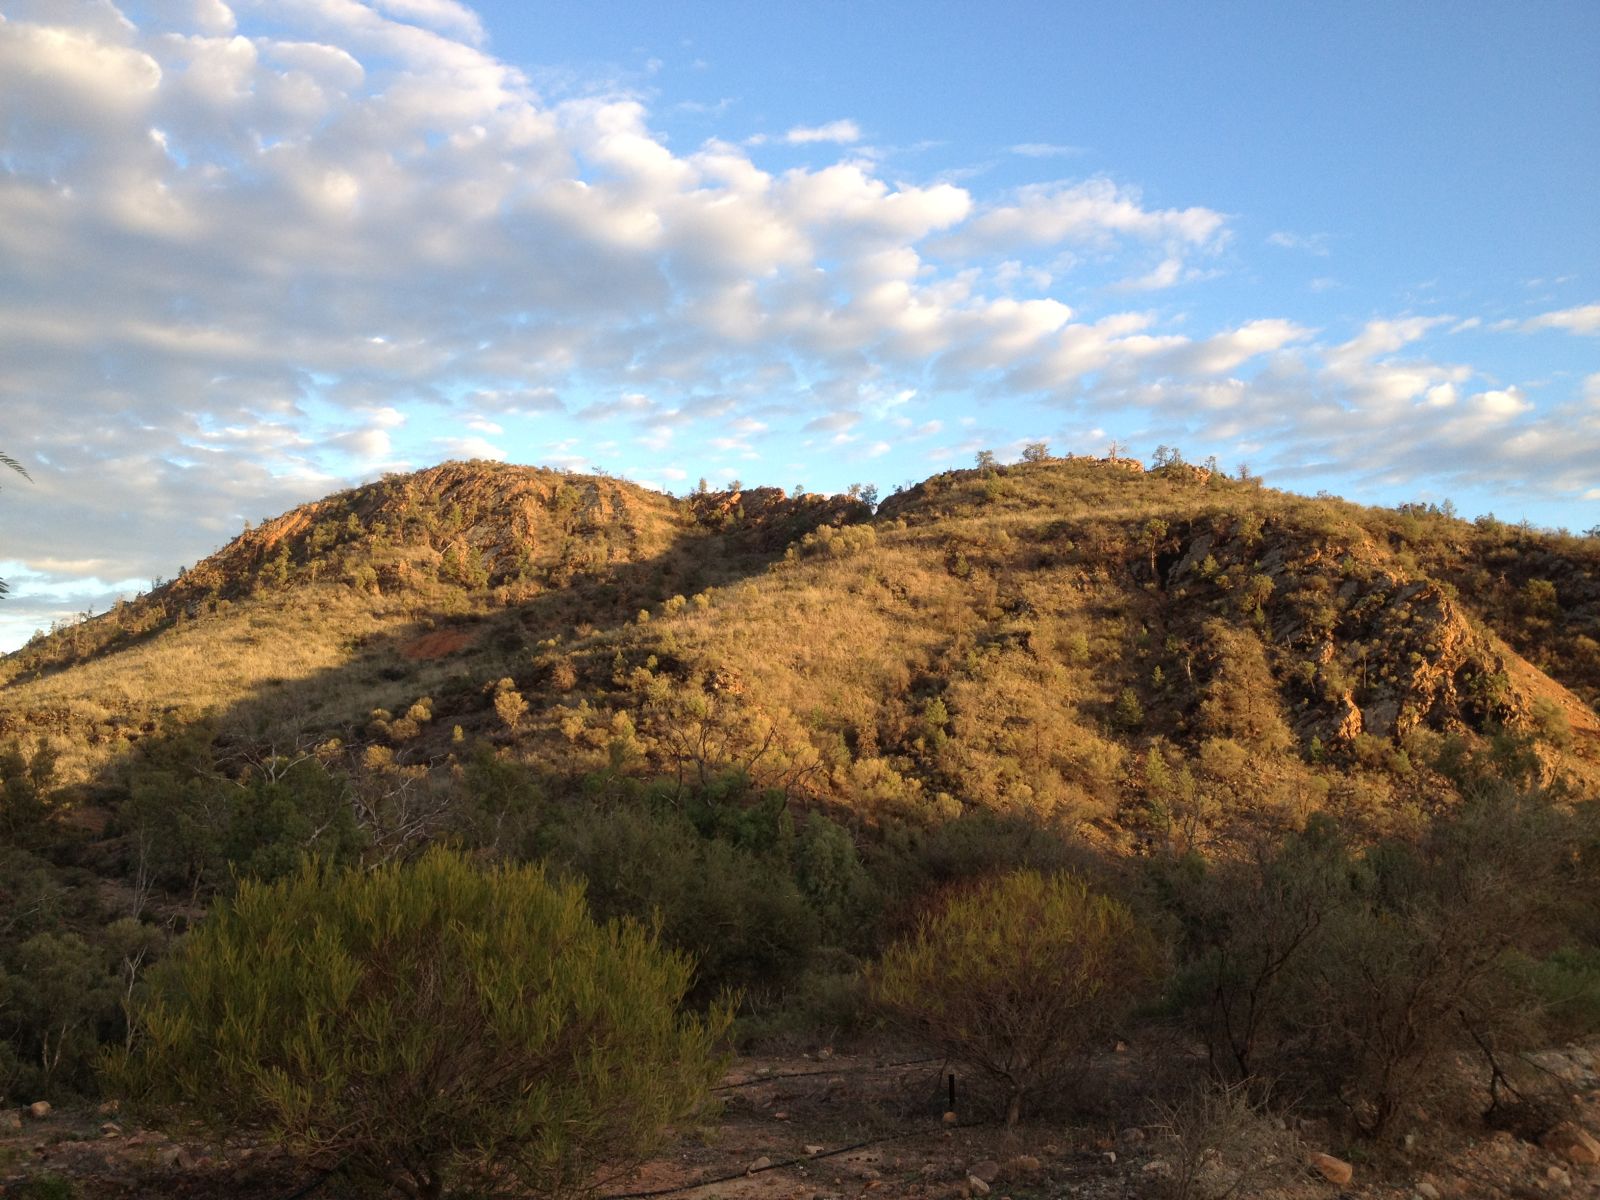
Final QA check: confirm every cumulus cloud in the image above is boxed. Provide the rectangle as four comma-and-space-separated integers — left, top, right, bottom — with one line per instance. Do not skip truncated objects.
939, 178, 1227, 258
371, 0, 485, 43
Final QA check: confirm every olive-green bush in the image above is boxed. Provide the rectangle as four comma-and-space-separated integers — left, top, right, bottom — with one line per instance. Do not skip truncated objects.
870, 869, 1160, 1124
108, 848, 729, 1200
546, 804, 821, 1004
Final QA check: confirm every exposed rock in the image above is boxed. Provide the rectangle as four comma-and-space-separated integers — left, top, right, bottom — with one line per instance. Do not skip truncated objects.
1169, 534, 1215, 584
967, 1159, 1000, 1183
26, 1101, 51, 1119
1413, 1182, 1440, 1200
942, 1110, 959, 1125
1309, 1152, 1353, 1184
158, 1146, 196, 1171
1546, 1165, 1573, 1190
804, 1144, 825, 1156
1005, 1155, 1041, 1176
1541, 1121, 1600, 1165
746, 1155, 772, 1174
1329, 691, 1364, 744
965, 1174, 990, 1196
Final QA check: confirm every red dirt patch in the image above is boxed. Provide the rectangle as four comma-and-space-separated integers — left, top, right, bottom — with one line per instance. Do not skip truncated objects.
400, 629, 477, 660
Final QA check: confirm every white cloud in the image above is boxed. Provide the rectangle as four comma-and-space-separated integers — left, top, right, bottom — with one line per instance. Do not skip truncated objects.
1523, 303, 1600, 335
436, 435, 507, 461
1266, 230, 1329, 255
371, 0, 486, 44
1470, 387, 1531, 417
785, 119, 861, 145
1163, 319, 1313, 375
1118, 256, 1186, 291
942, 178, 1227, 257
1008, 142, 1085, 158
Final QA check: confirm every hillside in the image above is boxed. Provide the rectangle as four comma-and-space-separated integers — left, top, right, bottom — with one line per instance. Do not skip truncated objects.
4, 455, 1600, 1196
3, 456, 1598, 822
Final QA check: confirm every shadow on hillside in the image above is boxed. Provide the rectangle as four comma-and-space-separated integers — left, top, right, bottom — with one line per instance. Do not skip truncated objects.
63, 511, 815, 804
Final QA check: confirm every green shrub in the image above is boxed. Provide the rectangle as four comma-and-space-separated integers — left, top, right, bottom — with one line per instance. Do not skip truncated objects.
1515, 945, 1600, 1038
1, 932, 117, 1099
1165, 794, 1575, 1134
108, 848, 729, 1200
8, 1173, 78, 1200
0, 741, 56, 849
870, 869, 1160, 1124
1160, 815, 1353, 1083
120, 752, 363, 892
547, 805, 820, 1004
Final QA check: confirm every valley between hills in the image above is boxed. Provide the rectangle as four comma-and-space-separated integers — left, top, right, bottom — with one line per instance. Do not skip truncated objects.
2, 454, 1598, 1199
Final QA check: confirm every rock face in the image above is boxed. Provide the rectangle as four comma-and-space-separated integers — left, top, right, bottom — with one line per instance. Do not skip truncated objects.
1162, 518, 1555, 751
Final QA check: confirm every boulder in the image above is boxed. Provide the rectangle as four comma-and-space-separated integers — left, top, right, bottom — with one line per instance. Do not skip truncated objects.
965, 1175, 990, 1196
158, 1146, 196, 1171
1542, 1121, 1600, 1165
26, 1101, 51, 1120
967, 1159, 1000, 1183
1309, 1152, 1353, 1185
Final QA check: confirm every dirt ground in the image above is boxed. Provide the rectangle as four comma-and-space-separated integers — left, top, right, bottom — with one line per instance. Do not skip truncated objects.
4, 1040, 1598, 1199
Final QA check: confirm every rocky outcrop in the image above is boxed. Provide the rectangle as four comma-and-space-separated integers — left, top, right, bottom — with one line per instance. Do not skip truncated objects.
686, 487, 870, 550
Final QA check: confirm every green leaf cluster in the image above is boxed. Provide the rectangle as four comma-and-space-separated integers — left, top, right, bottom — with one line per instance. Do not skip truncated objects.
870, 869, 1159, 1124
108, 848, 730, 1200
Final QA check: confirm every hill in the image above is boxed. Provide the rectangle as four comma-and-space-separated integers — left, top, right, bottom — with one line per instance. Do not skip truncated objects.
3, 455, 1596, 824
2, 455, 1599, 1180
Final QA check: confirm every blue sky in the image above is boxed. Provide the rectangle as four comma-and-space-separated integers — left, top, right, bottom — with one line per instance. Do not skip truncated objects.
0, 0, 1596, 649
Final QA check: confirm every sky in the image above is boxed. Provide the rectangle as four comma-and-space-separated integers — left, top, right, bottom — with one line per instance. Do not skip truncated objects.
0, 0, 1596, 651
